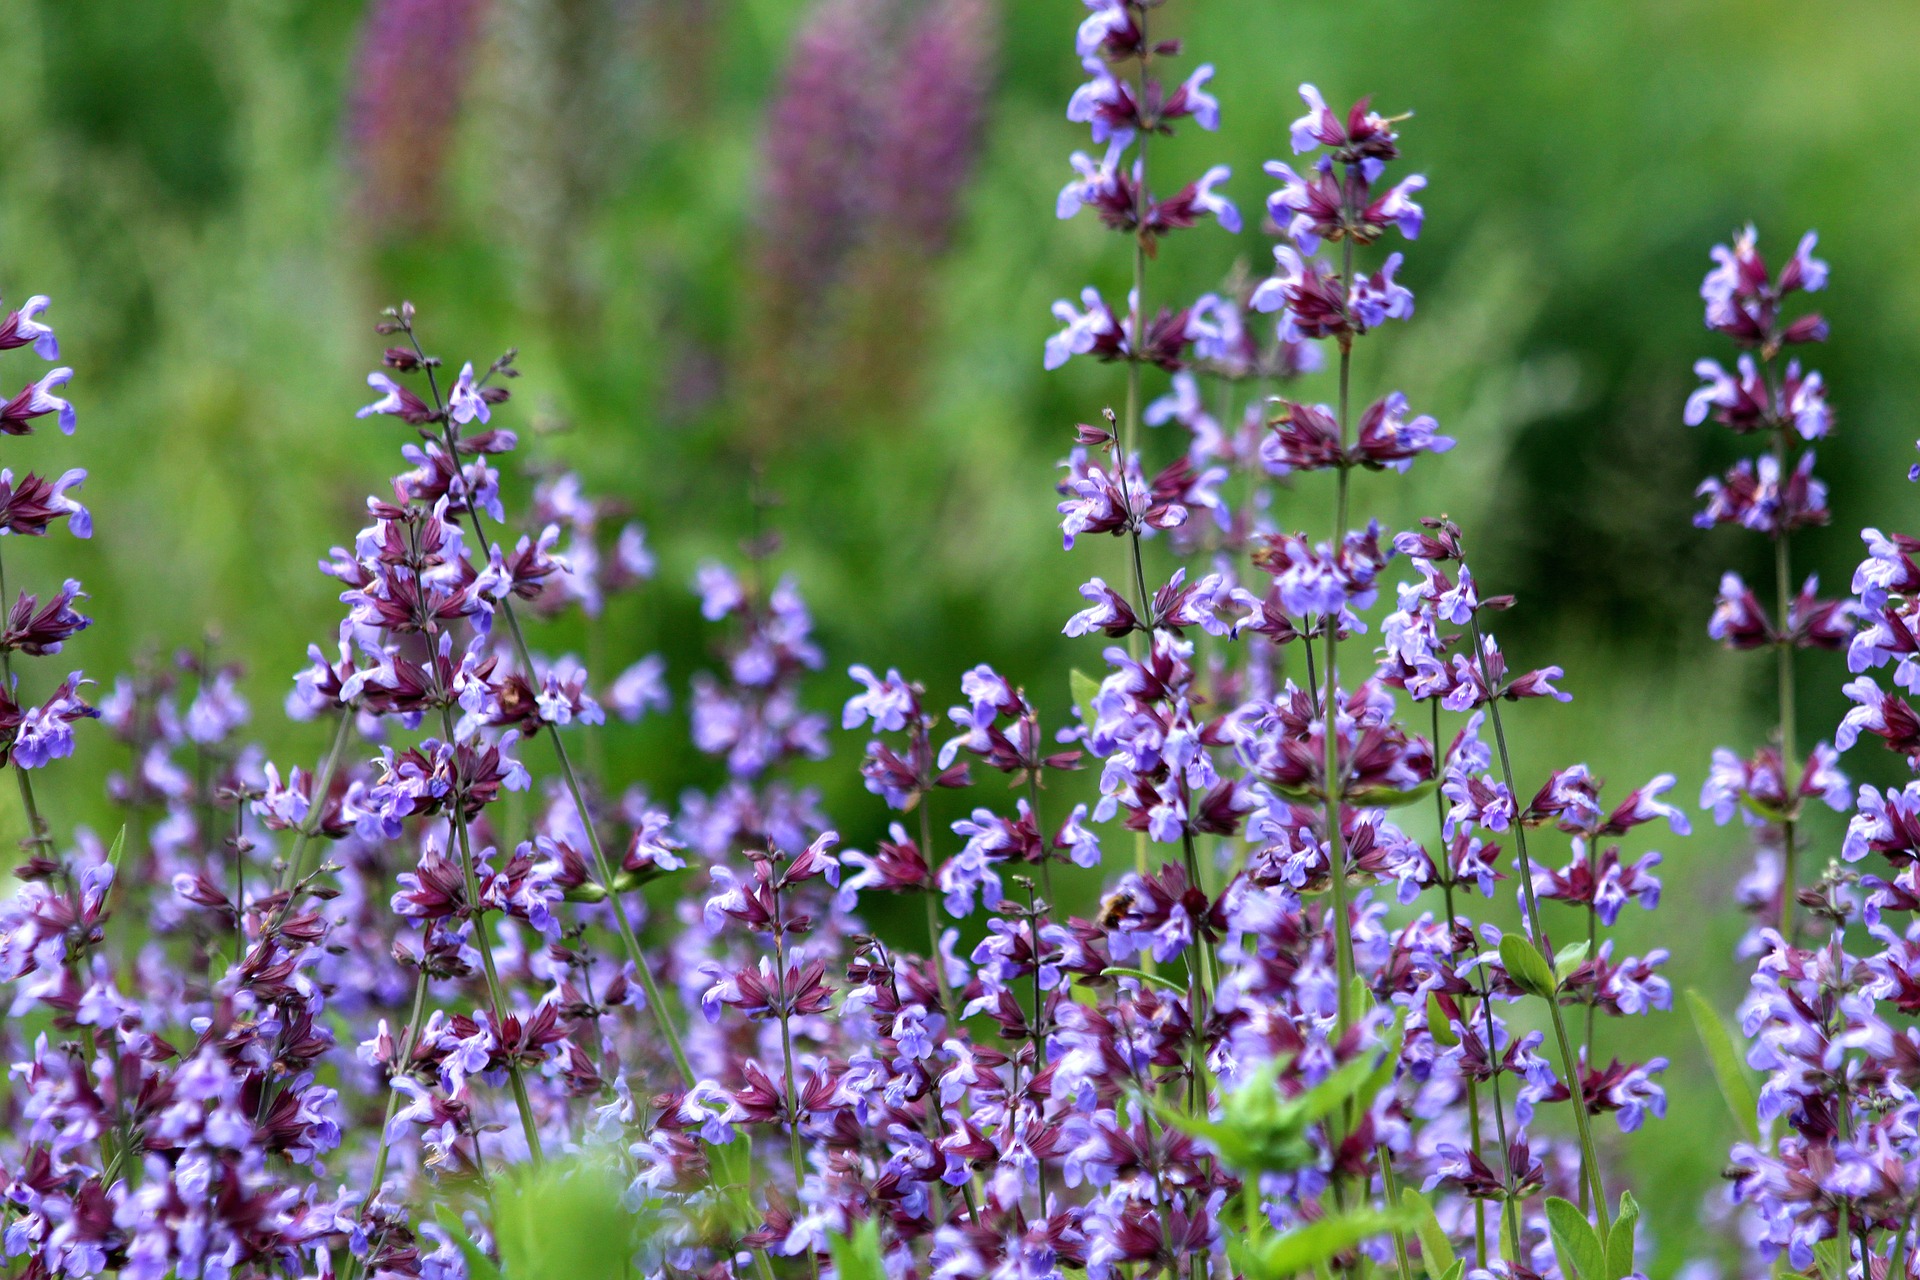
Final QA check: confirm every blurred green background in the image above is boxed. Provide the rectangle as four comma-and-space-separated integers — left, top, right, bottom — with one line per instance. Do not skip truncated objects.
5, 0, 1920, 1268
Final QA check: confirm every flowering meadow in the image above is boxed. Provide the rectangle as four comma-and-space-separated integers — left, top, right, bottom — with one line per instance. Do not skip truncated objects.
7, 1, 1920, 1279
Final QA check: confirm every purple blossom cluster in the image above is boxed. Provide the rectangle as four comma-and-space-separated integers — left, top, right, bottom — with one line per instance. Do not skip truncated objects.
8, 8, 1920, 1280
1686, 232, 1920, 1274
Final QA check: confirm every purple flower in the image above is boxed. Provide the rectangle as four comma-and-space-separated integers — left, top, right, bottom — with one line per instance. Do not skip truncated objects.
608, 655, 671, 722
0, 296, 59, 359
446, 361, 490, 425
1, 367, 75, 436
844, 665, 916, 732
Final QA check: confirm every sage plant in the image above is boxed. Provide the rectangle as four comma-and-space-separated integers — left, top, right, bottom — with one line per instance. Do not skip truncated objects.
1690, 227, 1851, 946
0, 9, 1873, 1280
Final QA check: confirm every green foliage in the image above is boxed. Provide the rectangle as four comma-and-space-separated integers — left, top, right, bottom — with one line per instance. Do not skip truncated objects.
1686, 988, 1761, 1143
1153, 1016, 1403, 1179
1552, 940, 1591, 983
1100, 965, 1189, 994
1069, 669, 1102, 748
1232, 1208, 1415, 1280
7, 2, 1912, 1273
1499, 934, 1557, 1000
1399, 1186, 1456, 1279
1545, 1198, 1607, 1280
441, 1151, 639, 1280
1606, 1193, 1641, 1280
1541, 1192, 1641, 1280
829, 1220, 887, 1280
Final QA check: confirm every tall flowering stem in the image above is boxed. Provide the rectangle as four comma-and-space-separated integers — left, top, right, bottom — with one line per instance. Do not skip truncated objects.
392, 308, 699, 1086
1690, 227, 1845, 943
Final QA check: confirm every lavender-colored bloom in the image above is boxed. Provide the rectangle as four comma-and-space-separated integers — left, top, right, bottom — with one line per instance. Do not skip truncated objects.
844, 665, 916, 732
0, 295, 59, 359
2, 367, 75, 435
608, 655, 671, 721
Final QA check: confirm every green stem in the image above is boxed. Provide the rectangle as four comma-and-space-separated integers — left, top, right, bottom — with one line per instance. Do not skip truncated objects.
444, 798, 545, 1164
1324, 410, 1355, 1035
1024, 771, 1056, 908
1435, 702, 1523, 1261
276, 708, 357, 895
0, 546, 53, 861
1466, 616, 1610, 1232
770, 899, 820, 1280
920, 800, 959, 1019
407, 321, 771, 1280
363, 966, 432, 1206
1771, 423, 1799, 943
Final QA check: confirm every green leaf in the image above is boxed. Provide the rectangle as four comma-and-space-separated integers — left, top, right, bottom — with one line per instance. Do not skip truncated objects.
1685, 989, 1761, 1143
490, 1152, 639, 1280
1553, 939, 1591, 982
1236, 1209, 1410, 1280
829, 1219, 886, 1280
1426, 992, 1459, 1047
1156, 1018, 1404, 1180
1499, 933, 1557, 999
1813, 1235, 1849, 1280
435, 1207, 505, 1280
1400, 1187, 1455, 1279
1736, 792, 1789, 825
105, 825, 127, 879
1360, 1010, 1409, 1102
1070, 669, 1103, 749
1544, 1197, 1606, 1280
1347, 777, 1440, 809
1604, 1192, 1640, 1280
1101, 965, 1189, 995
1438, 1263, 1465, 1280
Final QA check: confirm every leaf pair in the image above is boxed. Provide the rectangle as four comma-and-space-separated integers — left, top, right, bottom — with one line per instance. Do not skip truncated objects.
1545, 1194, 1640, 1280
1233, 1207, 1420, 1280
1153, 1015, 1404, 1178
1497, 934, 1588, 1000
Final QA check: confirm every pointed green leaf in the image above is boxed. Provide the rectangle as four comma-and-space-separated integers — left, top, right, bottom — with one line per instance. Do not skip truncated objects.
1237, 1209, 1410, 1280
1500, 1198, 1523, 1266
1426, 992, 1459, 1047
1361, 1011, 1409, 1101
436, 1208, 505, 1280
1101, 965, 1190, 995
1438, 1263, 1465, 1280
1685, 989, 1760, 1143
1348, 777, 1440, 809
829, 1220, 886, 1280
1070, 670, 1103, 750
1545, 1197, 1606, 1280
490, 1152, 640, 1280
1553, 939, 1591, 982
1400, 1187, 1455, 1279
1604, 1192, 1640, 1280
1813, 1235, 1849, 1280
1499, 933, 1557, 999
105, 825, 127, 879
